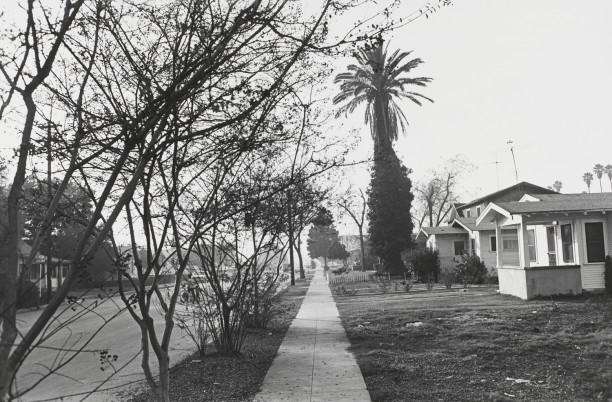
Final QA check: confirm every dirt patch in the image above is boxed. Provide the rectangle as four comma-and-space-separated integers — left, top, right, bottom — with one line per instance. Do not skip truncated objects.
127, 275, 313, 401
334, 286, 612, 401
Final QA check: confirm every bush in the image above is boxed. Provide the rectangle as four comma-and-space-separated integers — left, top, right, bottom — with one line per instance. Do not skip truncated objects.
453, 254, 487, 287
440, 268, 454, 289
17, 280, 40, 309
405, 247, 440, 283
605, 256, 612, 296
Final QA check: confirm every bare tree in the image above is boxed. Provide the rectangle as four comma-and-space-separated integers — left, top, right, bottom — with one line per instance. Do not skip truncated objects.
0, 0, 453, 399
413, 156, 473, 231
338, 188, 368, 271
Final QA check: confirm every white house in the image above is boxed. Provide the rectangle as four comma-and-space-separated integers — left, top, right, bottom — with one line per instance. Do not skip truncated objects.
18, 242, 71, 292
417, 182, 557, 273
476, 192, 612, 299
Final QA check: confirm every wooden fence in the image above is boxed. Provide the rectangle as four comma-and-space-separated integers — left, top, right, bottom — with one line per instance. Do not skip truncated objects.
326, 270, 374, 285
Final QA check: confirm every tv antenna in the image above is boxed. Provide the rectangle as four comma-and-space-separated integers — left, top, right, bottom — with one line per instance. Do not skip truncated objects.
507, 140, 519, 183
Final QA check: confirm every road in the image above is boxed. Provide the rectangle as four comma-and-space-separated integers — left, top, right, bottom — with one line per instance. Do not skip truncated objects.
13, 291, 196, 401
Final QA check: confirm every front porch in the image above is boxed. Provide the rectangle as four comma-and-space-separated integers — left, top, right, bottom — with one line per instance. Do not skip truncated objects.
477, 195, 611, 300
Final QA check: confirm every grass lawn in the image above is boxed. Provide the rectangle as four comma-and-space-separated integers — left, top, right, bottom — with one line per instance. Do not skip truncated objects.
128, 274, 313, 401
333, 283, 612, 401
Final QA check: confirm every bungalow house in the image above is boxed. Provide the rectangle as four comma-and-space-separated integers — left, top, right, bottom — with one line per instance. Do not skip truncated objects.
18, 242, 71, 292
417, 182, 557, 272
417, 226, 469, 270
476, 192, 612, 299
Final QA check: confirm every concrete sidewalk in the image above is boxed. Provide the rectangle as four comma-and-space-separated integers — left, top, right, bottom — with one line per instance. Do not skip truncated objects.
254, 269, 370, 402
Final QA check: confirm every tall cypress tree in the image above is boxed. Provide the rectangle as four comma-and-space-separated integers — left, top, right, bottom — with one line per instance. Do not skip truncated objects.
367, 144, 414, 274
334, 42, 431, 275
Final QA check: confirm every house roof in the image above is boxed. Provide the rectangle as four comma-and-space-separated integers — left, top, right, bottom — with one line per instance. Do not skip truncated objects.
419, 226, 467, 237
452, 217, 495, 232
476, 192, 612, 225
458, 181, 557, 210
495, 193, 612, 214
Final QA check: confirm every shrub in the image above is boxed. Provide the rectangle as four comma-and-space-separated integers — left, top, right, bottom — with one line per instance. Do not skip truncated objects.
331, 266, 348, 275
405, 247, 440, 283
453, 253, 487, 287
17, 280, 40, 309
373, 271, 392, 293
440, 268, 454, 289
400, 280, 412, 292
605, 256, 612, 296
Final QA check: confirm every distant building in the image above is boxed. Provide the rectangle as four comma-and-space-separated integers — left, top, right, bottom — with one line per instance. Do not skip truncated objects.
18, 242, 71, 292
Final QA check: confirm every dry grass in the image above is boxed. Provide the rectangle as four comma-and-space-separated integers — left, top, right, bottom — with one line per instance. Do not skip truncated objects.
128, 275, 313, 401
333, 285, 612, 401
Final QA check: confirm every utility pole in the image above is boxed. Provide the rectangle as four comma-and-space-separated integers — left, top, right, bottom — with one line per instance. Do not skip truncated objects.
507, 140, 519, 183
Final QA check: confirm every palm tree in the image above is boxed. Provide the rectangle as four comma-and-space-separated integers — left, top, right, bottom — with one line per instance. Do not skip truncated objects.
333, 43, 433, 156
333, 43, 432, 274
605, 164, 612, 191
583, 172, 594, 193
593, 164, 604, 193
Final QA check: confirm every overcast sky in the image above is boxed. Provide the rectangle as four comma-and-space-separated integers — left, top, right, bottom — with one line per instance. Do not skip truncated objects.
327, 0, 612, 202
2, 0, 611, 231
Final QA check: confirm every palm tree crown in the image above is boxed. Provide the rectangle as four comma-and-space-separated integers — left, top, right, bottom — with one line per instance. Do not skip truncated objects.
333, 43, 432, 148
593, 163, 604, 193
583, 172, 594, 193
605, 164, 612, 190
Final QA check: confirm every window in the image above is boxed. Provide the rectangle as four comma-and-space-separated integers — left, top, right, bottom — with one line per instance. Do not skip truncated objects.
471, 239, 476, 255
454, 241, 465, 255
490, 235, 497, 252
585, 222, 605, 263
560, 224, 574, 263
502, 231, 518, 251
466, 210, 471, 218
476, 206, 481, 217
62, 265, 69, 278
527, 229, 536, 262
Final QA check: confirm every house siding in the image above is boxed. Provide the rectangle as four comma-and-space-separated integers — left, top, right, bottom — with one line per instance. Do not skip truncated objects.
477, 230, 498, 270
516, 212, 608, 290
428, 233, 468, 271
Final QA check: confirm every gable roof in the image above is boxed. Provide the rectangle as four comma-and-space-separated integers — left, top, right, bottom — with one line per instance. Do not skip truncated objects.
452, 217, 495, 232
477, 192, 612, 226
419, 226, 467, 237
458, 181, 557, 210
495, 193, 612, 215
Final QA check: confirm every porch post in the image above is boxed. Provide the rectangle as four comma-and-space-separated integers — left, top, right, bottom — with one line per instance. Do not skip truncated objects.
495, 220, 503, 268
518, 222, 530, 268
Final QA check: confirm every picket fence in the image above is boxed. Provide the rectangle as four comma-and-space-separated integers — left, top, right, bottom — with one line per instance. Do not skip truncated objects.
326, 271, 374, 285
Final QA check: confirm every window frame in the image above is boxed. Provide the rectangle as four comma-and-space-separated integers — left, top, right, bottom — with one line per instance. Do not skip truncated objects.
527, 228, 537, 262
559, 222, 574, 264
582, 220, 607, 264
453, 240, 466, 256
490, 235, 497, 252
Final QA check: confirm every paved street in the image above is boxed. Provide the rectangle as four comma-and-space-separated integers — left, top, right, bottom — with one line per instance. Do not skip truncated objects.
14, 290, 196, 401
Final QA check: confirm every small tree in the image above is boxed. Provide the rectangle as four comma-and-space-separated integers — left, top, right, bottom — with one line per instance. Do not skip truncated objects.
453, 253, 487, 287
405, 247, 440, 283
328, 241, 350, 268
307, 223, 340, 270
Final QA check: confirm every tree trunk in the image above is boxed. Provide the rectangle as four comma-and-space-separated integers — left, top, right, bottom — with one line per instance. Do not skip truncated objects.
296, 235, 305, 279
358, 225, 366, 272
287, 189, 295, 286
